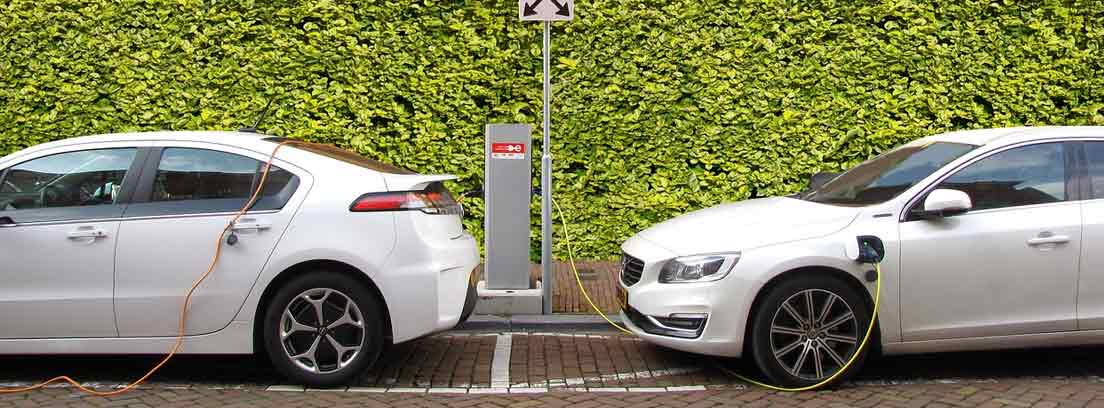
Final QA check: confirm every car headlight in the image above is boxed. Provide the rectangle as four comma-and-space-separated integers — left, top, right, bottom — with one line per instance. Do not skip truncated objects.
658, 253, 741, 283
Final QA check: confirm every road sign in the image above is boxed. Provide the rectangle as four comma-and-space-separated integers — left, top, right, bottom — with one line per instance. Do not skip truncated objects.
519, 0, 573, 21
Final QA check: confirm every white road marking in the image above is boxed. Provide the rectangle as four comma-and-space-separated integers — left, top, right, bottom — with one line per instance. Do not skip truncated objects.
306, 387, 348, 392
265, 385, 305, 392
491, 333, 513, 388
666, 385, 708, 392
554, 366, 701, 386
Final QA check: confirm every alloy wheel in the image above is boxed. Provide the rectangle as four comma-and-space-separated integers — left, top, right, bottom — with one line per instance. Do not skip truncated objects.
280, 288, 366, 375
768, 288, 859, 381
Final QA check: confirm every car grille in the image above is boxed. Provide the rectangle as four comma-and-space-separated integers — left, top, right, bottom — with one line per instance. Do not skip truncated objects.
620, 254, 645, 286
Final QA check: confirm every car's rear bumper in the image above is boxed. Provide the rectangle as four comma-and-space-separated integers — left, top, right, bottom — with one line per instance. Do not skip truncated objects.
382, 220, 480, 343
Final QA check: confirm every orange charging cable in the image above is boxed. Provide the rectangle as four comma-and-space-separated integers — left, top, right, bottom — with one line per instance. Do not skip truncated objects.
0, 140, 301, 396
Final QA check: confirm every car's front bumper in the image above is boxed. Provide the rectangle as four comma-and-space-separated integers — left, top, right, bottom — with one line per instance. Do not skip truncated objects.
619, 236, 757, 358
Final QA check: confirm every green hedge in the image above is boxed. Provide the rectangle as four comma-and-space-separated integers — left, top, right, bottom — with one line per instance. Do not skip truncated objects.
2, 0, 1103, 259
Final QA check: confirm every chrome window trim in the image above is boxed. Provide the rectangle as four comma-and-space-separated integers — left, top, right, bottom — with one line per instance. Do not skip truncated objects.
0, 210, 279, 228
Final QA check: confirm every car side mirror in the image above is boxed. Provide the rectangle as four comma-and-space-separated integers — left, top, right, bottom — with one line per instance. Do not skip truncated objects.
808, 172, 840, 191
0, 216, 13, 226
920, 189, 972, 218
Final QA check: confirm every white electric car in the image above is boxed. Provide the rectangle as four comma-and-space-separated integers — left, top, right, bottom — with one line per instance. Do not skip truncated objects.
620, 126, 1104, 387
0, 131, 479, 386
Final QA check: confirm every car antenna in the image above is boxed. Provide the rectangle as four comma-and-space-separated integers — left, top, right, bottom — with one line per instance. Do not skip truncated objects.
239, 98, 276, 133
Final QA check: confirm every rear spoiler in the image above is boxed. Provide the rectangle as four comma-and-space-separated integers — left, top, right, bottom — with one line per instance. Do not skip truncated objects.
381, 174, 458, 191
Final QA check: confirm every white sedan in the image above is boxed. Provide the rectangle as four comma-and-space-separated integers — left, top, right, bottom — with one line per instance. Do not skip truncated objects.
621, 126, 1104, 387
0, 131, 479, 386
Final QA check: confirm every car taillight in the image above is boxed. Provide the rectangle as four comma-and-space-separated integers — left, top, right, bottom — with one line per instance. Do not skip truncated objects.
349, 183, 463, 215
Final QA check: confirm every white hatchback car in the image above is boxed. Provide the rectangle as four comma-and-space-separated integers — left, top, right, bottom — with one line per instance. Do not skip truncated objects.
0, 131, 479, 386
621, 126, 1104, 387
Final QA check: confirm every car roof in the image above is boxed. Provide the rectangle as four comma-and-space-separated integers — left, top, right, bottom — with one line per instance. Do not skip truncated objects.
42, 130, 267, 146
910, 126, 1104, 148
8, 131, 273, 157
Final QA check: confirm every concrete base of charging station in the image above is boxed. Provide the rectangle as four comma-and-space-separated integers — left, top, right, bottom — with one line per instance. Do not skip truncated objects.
473, 280, 544, 315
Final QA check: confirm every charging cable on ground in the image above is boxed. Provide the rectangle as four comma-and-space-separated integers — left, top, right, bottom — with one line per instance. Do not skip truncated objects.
0, 140, 301, 396
552, 199, 634, 334
553, 198, 881, 392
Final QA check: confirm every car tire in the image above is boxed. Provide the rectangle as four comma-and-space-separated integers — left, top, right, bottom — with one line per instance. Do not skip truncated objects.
458, 275, 478, 325
262, 271, 384, 387
749, 275, 872, 388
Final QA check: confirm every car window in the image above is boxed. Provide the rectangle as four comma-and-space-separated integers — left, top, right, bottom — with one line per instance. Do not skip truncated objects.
126, 147, 298, 216
804, 142, 976, 206
935, 143, 1066, 211
153, 148, 257, 202
1081, 142, 1104, 199
0, 148, 137, 212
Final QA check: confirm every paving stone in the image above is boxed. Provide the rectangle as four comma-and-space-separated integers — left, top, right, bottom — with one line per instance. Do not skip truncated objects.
0, 380, 1059, 408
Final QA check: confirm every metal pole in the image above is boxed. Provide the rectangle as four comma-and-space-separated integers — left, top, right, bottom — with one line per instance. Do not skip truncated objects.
540, 20, 553, 315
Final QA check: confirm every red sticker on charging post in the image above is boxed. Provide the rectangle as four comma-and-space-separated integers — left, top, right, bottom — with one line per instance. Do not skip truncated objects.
491, 143, 526, 160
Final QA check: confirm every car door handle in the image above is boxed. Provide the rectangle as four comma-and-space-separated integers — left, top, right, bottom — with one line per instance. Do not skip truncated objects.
231, 221, 272, 231
1027, 235, 1069, 246
67, 229, 108, 239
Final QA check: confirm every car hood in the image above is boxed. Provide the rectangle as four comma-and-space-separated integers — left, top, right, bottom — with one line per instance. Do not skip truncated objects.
637, 197, 863, 255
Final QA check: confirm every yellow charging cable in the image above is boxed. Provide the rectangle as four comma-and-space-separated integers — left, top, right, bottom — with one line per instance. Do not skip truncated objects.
553, 198, 881, 391
553, 199, 634, 334
0, 140, 302, 396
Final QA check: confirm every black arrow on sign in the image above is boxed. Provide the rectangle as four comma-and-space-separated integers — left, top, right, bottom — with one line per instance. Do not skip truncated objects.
549, 0, 571, 16
523, 0, 543, 16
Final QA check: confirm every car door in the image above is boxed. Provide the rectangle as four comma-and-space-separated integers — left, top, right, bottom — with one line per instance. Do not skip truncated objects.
1075, 141, 1104, 330
0, 144, 147, 338
113, 143, 304, 337
899, 141, 1080, 341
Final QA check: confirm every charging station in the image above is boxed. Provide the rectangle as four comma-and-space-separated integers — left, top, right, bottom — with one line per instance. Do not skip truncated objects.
474, 124, 544, 314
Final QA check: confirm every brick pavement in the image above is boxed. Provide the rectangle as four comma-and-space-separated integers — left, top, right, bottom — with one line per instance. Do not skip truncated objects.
4, 379, 1104, 407
5, 331, 1104, 406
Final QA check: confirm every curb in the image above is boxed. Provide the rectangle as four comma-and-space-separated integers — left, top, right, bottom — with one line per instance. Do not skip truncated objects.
456, 314, 623, 332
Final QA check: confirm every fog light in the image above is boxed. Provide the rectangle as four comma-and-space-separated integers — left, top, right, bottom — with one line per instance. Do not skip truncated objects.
653, 315, 705, 331
643, 314, 708, 338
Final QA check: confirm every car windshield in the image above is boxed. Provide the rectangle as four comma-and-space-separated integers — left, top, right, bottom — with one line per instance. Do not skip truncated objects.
802, 141, 977, 206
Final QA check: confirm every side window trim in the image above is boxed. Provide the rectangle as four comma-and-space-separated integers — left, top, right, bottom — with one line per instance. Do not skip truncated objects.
902, 141, 1072, 222
0, 167, 9, 194
114, 147, 153, 206
1068, 142, 1088, 202
130, 147, 163, 204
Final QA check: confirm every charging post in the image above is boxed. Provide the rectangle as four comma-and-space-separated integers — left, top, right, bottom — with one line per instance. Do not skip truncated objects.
475, 125, 544, 315
520, 0, 574, 315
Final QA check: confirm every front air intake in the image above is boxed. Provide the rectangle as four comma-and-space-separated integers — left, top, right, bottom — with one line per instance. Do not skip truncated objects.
620, 254, 645, 286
